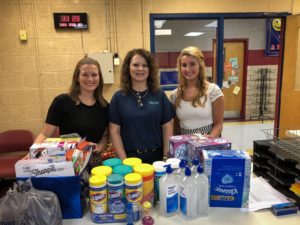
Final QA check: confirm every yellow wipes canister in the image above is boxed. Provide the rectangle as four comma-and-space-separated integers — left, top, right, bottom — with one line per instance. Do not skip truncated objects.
123, 157, 142, 168
91, 165, 112, 177
125, 173, 143, 222
134, 163, 154, 204
89, 175, 107, 214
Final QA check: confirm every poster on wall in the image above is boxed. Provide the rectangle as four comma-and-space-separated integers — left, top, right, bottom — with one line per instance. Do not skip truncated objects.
265, 18, 281, 56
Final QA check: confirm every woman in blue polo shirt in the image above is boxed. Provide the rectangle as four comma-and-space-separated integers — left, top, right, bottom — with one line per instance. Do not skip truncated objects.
109, 48, 175, 164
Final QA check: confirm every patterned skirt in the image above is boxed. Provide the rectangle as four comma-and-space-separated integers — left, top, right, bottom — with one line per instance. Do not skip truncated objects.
180, 124, 213, 135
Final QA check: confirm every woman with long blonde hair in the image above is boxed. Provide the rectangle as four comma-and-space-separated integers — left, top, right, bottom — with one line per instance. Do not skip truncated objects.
170, 46, 224, 138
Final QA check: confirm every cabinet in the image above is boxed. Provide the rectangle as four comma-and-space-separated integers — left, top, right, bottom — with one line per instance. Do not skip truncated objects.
253, 140, 300, 207
88, 52, 114, 84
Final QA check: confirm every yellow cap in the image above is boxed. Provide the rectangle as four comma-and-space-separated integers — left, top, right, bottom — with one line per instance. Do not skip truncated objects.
91, 166, 112, 177
133, 163, 154, 176
89, 174, 107, 186
142, 201, 152, 210
124, 173, 142, 185
123, 157, 142, 167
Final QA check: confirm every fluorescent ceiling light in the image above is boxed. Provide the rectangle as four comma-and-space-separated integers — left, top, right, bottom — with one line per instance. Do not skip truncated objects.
205, 20, 217, 28
184, 32, 204, 37
155, 29, 172, 36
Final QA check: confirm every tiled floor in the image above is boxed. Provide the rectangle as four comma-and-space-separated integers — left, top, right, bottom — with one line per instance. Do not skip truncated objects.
222, 120, 274, 153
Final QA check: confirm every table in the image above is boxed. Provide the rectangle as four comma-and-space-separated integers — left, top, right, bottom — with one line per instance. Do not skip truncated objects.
63, 206, 300, 225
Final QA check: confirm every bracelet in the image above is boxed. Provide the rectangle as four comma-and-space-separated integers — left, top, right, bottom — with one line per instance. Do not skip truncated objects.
163, 156, 168, 161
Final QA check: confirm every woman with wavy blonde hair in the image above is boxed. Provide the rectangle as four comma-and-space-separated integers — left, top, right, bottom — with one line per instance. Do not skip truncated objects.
170, 46, 224, 138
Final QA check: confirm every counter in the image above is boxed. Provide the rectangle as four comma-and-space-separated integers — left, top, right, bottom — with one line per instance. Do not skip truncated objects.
63, 206, 300, 225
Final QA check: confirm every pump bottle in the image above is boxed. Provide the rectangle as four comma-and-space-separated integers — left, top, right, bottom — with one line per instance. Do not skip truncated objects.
178, 167, 198, 220
159, 164, 178, 217
194, 164, 209, 217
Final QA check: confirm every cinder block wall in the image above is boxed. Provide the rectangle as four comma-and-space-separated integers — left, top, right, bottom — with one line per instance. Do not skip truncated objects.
0, 0, 296, 137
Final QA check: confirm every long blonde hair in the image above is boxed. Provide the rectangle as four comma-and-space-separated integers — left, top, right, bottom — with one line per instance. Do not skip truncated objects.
175, 46, 207, 108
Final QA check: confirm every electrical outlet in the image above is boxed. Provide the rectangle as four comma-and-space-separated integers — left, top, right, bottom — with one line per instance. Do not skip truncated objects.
20, 30, 27, 41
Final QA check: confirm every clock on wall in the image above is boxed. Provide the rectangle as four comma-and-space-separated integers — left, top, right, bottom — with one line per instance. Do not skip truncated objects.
53, 13, 88, 29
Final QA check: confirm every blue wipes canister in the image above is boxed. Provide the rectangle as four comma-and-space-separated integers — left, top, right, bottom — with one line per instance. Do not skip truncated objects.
107, 174, 126, 214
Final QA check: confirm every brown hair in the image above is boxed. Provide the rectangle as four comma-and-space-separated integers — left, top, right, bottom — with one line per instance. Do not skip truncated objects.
120, 48, 159, 93
69, 56, 107, 107
175, 46, 207, 108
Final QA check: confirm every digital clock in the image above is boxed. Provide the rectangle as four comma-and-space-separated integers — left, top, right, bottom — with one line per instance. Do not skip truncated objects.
53, 13, 88, 29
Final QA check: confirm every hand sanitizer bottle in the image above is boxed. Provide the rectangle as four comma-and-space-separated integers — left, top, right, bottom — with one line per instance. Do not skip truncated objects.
159, 164, 178, 217
190, 158, 200, 175
174, 159, 187, 181
194, 164, 209, 217
178, 167, 198, 220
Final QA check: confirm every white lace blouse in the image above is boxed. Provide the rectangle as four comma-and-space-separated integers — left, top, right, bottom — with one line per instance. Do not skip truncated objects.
170, 83, 223, 134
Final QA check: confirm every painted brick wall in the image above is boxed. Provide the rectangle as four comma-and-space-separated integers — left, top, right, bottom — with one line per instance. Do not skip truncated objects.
0, 0, 296, 136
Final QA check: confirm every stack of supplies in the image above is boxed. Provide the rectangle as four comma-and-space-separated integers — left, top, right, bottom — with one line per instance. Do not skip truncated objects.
168, 134, 231, 162
15, 138, 92, 178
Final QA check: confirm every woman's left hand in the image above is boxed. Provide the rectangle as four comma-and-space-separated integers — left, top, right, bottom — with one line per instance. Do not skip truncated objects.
90, 142, 108, 153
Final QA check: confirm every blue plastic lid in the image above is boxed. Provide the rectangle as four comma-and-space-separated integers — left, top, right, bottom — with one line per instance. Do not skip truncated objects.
113, 164, 133, 176
164, 164, 173, 174
103, 158, 122, 168
197, 164, 204, 174
108, 174, 123, 185
185, 167, 191, 176
192, 158, 200, 166
179, 159, 187, 168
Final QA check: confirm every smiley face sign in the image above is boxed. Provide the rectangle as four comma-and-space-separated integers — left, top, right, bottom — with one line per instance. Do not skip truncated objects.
272, 18, 281, 32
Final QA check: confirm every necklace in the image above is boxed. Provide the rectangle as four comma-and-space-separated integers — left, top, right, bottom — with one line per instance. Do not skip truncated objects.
131, 89, 149, 108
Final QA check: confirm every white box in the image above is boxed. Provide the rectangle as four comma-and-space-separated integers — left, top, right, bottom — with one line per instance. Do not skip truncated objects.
202, 150, 251, 208
29, 142, 66, 158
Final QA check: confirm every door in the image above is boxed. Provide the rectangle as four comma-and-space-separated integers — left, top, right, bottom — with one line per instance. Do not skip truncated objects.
278, 15, 300, 137
213, 41, 245, 119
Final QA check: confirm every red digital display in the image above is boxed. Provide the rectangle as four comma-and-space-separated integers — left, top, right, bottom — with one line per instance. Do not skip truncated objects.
53, 13, 88, 29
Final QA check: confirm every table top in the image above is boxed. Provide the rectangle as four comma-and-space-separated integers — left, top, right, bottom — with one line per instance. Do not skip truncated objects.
63, 206, 300, 225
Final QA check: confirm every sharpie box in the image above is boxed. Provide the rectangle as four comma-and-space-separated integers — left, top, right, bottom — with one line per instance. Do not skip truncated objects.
202, 150, 251, 208
168, 135, 199, 160
187, 138, 231, 162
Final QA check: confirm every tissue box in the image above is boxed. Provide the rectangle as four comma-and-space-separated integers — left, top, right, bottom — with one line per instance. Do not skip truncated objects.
187, 138, 231, 162
202, 150, 251, 208
168, 135, 198, 160
30, 142, 66, 158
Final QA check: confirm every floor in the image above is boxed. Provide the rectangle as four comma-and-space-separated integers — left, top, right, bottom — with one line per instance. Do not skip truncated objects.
222, 120, 274, 153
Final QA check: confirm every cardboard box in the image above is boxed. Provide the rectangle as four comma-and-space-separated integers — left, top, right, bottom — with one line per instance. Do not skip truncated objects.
168, 135, 198, 160
29, 142, 66, 158
187, 138, 231, 162
202, 150, 251, 208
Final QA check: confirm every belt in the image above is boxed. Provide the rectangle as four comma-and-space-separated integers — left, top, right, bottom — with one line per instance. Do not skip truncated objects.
133, 148, 160, 154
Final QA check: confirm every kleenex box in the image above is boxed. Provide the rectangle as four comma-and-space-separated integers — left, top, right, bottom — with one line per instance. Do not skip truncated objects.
202, 150, 251, 208
168, 135, 199, 160
187, 138, 231, 162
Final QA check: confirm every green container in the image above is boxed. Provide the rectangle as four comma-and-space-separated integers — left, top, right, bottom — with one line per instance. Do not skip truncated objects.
103, 158, 122, 168
112, 164, 133, 176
